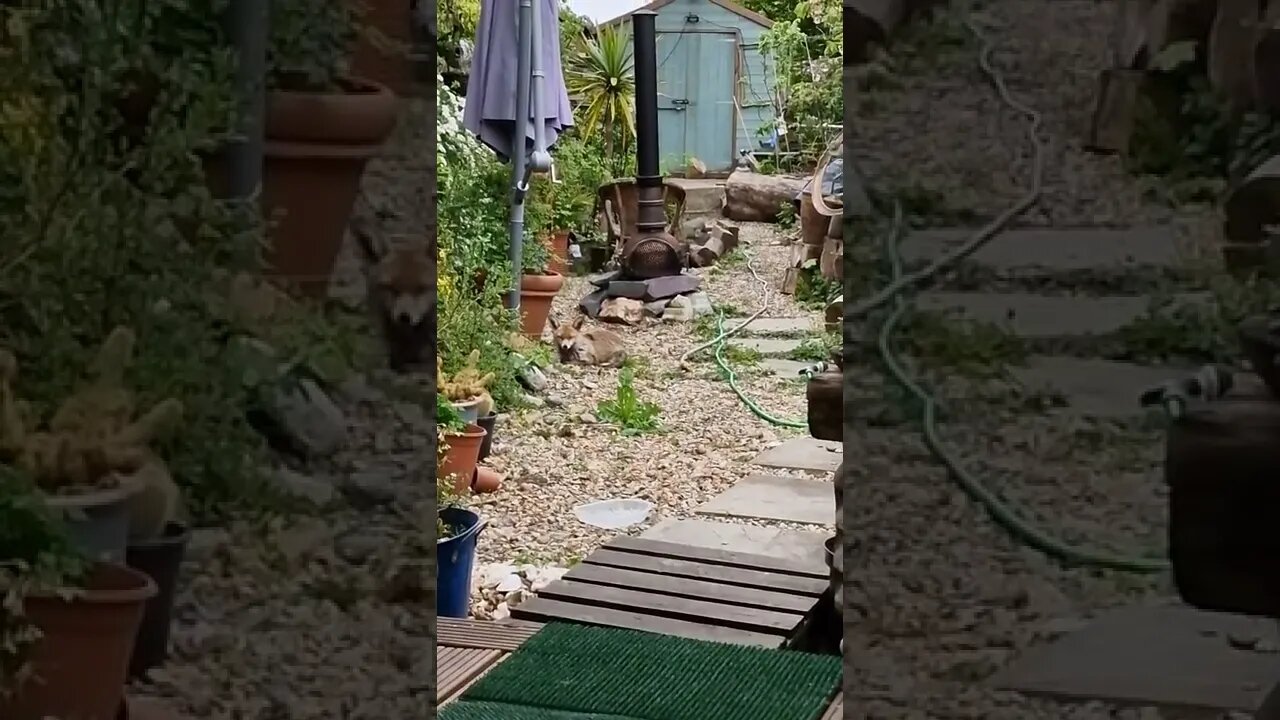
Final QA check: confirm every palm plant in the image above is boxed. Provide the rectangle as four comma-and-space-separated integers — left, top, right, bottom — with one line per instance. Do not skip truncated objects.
564, 25, 635, 157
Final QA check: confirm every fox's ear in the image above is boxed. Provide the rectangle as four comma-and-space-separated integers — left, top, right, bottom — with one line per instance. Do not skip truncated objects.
549, 313, 562, 329
572, 315, 585, 329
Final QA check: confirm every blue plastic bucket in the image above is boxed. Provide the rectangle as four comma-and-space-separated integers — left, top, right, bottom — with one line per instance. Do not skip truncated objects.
437, 507, 487, 618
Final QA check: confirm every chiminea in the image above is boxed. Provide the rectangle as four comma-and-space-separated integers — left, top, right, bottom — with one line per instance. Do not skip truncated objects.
620, 11, 686, 280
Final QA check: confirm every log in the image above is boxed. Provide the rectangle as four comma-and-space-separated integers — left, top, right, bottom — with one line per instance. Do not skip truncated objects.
799, 193, 828, 246
824, 296, 842, 334
1255, 26, 1280, 111
723, 171, 808, 223
819, 235, 842, 281
690, 221, 741, 268
1208, 0, 1264, 110
1224, 154, 1280, 243
1086, 68, 1145, 154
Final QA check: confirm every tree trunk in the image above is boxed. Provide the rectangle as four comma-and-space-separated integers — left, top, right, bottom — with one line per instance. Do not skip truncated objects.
1209, 0, 1265, 110
723, 171, 808, 223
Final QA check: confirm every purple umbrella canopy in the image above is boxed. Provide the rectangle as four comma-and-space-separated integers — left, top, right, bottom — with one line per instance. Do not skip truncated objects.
464, 0, 575, 162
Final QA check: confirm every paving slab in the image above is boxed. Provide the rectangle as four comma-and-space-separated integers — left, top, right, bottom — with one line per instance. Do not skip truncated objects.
728, 338, 804, 357
994, 604, 1280, 712
641, 518, 828, 575
915, 292, 1207, 339
751, 437, 842, 473
741, 317, 818, 336
761, 358, 814, 377
1011, 356, 1191, 418
899, 226, 1184, 274
696, 474, 834, 526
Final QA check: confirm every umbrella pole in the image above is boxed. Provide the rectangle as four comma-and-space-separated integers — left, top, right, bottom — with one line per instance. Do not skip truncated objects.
506, 0, 553, 311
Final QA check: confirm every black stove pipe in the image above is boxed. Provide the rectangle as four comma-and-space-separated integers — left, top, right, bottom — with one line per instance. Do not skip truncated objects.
631, 11, 666, 236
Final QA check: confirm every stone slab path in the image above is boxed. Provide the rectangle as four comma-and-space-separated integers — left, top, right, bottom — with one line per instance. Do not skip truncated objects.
739, 317, 818, 336
641, 518, 829, 575
727, 337, 805, 357
1011, 356, 1191, 419
915, 292, 1207, 339
898, 226, 1186, 275
751, 437, 842, 473
695, 474, 833, 525
994, 604, 1279, 713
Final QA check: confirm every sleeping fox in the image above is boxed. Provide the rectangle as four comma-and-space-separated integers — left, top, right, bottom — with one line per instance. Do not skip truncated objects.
550, 314, 627, 367
352, 223, 435, 372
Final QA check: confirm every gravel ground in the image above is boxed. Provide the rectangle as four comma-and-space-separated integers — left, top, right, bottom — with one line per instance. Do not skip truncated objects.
472, 223, 828, 573
844, 1, 1242, 718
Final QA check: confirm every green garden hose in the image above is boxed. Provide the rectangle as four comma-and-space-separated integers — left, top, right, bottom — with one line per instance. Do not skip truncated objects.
710, 310, 807, 429
876, 204, 1170, 574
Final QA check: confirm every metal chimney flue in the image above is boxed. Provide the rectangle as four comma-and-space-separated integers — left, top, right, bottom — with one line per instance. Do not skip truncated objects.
620, 10, 685, 279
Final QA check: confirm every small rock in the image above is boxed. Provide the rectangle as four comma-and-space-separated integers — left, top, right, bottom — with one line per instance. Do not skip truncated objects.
686, 291, 713, 318
643, 299, 670, 317
686, 157, 707, 179
273, 467, 336, 506
477, 564, 519, 589
588, 270, 621, 287
663, 295, 695, 322
526, 566, 569, 592
339, 471, 399, 509
495, 574, 524, 593
272, 378, 347, 457
519, 365, 548, 391
599, 297, 645, 325
579, 288, 608, 318
492, 602, 511, 620
522, 394, 546, 408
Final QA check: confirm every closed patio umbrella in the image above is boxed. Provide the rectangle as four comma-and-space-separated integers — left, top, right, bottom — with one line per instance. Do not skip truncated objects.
463, 0, 574, 307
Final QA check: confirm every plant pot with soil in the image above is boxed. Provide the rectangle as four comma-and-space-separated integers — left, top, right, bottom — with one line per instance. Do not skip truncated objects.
0, 472, 155, 720
125, 521, 189, 679
437, 395, 486, 494
262, 0, 400, 297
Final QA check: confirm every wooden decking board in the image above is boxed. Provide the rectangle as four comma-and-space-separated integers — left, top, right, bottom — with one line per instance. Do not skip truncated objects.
509, 537, 830, 649
585, 548, 828, 596
437, 646, 505, 705
607, 536, 830, 580
822, 693, 844, 720
567, 562, 816, 613
437, 617, 543, 651
537, 579, 802, 634
511, 598, 786, 646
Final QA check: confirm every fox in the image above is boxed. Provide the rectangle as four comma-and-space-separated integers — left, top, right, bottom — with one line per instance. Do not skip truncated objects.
352, 222, 435, 372
550, 314, 627, 367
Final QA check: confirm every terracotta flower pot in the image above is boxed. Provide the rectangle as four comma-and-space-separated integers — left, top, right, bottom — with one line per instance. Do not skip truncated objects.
518, 272, 565, 338
439, 423, 487, 494
349, 0, 414, 97
261, 77, 399, 298
0, 562, 157, 720
472, 466, 504, 494
545, 230, 571, 276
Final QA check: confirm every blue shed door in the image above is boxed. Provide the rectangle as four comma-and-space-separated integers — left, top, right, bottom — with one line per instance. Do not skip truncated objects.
655, 31, 738, 172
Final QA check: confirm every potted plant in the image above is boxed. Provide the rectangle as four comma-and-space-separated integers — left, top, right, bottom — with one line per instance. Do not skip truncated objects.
518, 239, 564, 338
436, 474, 486, 619
0, 469, 156, 720
438, 352, 494, 424
0, 329, 184, 564
262, 0, 400, 297
437, 393, 485, 495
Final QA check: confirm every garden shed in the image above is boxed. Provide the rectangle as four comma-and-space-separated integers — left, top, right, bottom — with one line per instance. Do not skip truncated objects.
602, 0, 776, 173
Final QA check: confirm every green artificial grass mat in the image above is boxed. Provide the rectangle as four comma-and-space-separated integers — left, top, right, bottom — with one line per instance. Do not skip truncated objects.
441, 622, 841, 720
439, 701, 646, 720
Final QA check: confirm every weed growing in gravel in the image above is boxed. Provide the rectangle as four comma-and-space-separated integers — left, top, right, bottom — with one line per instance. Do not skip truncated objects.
900, 312, 1028, 378
788, 333, 840, 362
596, 369, 661, 435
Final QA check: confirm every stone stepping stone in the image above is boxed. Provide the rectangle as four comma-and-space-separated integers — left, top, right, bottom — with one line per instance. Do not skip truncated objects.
1011, 356, 1190, 418
993, 604, 1278, 712
641, 518, 828, 575
696, 474, 833, 526
727, 338, 804, 357
751, 437, 842, 473
761, 358, 814, 377
740, 317, 817, 336
915, 292, 1207, 340
899, 226, 1184, 275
